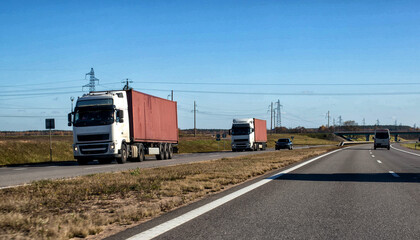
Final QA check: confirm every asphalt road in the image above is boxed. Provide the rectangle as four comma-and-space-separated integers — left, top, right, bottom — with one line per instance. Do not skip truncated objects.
0, 145, 321, 189
110, 144, 420, 240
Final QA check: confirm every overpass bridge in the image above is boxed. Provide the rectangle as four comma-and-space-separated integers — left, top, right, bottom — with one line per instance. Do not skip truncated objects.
334, 130, 420, 141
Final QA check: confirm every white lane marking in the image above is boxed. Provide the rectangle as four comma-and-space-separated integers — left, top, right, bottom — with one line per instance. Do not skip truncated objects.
13, 168, 27, 171
84, 165, 115, 170
377, 160, 382, 164
0, 184, 28, 190
371, 155, 375, 158
389, 171, 400, 178
127, 148, 343, 240
390, 145, 420, 157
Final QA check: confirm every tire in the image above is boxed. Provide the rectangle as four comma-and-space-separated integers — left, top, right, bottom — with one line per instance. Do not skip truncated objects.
168, 144, 173, 159
232, 149, 236, 152
156, 144, 164, 160
374, 146, 377, 150
133, 144, 145, 162
163, 143, 169, 160
387, 146, 390, 150
117, 143, 127, 164
77, 158, 89, 165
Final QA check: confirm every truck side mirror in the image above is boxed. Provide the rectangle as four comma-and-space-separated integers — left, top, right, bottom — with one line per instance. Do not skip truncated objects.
68, 113, 72, 126
229, 129, 232, 135
117, 110, 124, 123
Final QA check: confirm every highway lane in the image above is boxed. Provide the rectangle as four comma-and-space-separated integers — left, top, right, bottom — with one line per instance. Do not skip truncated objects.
112, 144, 420, 240
0, 145, 322, 189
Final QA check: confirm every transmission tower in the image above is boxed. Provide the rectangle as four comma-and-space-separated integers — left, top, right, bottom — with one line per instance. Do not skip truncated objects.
83, 68, 99, 92
276, 100, 282, 128
122, 78, 133, 90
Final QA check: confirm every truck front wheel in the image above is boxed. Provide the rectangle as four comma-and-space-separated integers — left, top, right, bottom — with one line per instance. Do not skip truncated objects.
117, 143, 127, 164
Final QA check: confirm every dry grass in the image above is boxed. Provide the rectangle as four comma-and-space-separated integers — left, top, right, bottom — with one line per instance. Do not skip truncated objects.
401, 143, 420, 150
0, 146, 338, 240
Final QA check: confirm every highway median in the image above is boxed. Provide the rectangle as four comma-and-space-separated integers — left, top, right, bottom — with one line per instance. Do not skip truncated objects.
0, 146, 339, 240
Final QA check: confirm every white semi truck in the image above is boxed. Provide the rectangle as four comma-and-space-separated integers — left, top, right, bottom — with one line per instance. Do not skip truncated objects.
230, 118, 267, 151
68, 89, 178, 165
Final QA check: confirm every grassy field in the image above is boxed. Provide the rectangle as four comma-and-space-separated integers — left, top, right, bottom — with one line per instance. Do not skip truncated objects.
0, 146, 338, 240
0, 133, 338, 166
401, 143, 420, 150
0, 136, 73, 166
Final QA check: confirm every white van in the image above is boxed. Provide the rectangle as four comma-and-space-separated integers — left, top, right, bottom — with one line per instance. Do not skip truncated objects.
374, 129, 390, 150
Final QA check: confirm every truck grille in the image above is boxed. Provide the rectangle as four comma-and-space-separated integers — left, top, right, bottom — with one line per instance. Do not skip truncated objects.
78, 134, 109, 142
234, 139, 249, 143
80, 144, 108, 154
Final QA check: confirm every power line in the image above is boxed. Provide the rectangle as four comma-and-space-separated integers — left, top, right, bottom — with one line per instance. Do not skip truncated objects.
135, 81, 420, 86
138, 88, 420, 96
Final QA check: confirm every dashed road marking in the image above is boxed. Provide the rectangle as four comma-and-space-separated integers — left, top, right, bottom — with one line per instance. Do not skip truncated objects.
377, 160, 382, 164
371, 155, 375, 158
389, 171, 400, 178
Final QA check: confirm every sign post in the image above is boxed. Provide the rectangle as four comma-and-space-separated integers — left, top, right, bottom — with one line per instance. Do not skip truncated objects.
45, 119, 55, 162
216, 134, 221, 151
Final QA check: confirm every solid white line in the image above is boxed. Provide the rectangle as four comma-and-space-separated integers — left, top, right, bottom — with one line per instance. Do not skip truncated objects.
13, 168, 27, 171
127, 148, 343, 240
390, 145, 420, 157
84, 165, 115, 170
389, 171, 400, 178
377, 160, 382, 164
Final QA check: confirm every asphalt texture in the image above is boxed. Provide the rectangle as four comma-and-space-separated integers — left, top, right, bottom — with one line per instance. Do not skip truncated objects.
0, 145, 322, 188
108, 143, 420, 240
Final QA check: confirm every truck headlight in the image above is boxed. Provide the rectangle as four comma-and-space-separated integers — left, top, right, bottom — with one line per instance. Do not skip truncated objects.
110, 142, 115, 150
73, 146, 78, 152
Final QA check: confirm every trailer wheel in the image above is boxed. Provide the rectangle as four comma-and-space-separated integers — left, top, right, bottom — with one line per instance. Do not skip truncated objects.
168, 144, 173, 159
117, 143, 127, 164
156, 144, 164, 160
138, 144, 145, 162
163, 143, 169, 159
133, 144, 145, 162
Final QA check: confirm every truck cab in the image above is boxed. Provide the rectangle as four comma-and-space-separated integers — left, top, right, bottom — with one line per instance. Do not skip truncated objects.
69, 91, 129, 164
231, 118, 267, 151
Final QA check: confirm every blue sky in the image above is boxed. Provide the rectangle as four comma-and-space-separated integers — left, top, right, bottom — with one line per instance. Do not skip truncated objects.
1, 0, 419, 131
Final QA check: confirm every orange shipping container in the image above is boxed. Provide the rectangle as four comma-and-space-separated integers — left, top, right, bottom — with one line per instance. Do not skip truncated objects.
127, 90, 178, 143
253, 118, 267, 143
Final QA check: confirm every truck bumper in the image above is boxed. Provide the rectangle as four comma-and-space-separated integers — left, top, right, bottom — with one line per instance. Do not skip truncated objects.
73, 142, 120, 159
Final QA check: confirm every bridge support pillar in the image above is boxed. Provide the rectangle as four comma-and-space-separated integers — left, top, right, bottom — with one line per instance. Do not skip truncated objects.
366, 135, 370, 141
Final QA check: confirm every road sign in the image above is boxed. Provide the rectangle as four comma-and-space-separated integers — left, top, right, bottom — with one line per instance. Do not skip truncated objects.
222, 133, 227, 138
216, 134, 221, 141
45, 119, 55, 129
291, 136, 294, 140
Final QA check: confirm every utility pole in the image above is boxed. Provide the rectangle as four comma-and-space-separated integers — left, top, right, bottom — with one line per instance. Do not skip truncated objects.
270, 102, 273, 131
83, 68, 99, 92
70, 97, 74, 112
326, 111, 330, 128
193, 101, 197, 137
338, 116, 342, 126
376, 119, 380, 126
171, 90, 173, 101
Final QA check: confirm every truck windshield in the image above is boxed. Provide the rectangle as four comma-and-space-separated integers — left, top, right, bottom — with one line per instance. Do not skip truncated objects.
231, 127, 251, 135
74, 109, 114, 127
76, 99, 113, 107
375, 132, 389, 139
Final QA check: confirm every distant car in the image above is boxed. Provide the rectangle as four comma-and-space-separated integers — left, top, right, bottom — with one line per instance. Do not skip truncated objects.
275, 138, 293, 150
